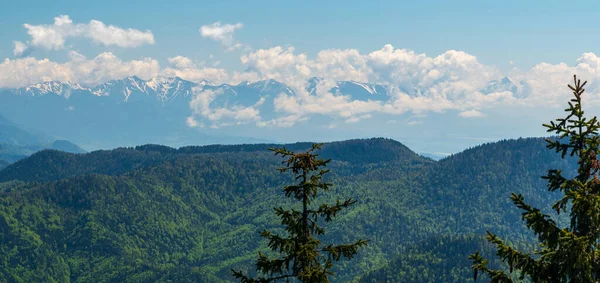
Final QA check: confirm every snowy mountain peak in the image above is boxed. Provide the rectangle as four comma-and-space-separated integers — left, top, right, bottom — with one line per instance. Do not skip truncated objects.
479, 76, 531, 98
14, 81, 86, 96
6, 76, 393, 104
247, 79, 288, 93
482, 76, 519, 95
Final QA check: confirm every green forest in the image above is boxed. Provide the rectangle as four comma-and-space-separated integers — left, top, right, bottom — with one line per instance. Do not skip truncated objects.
0, 135, 578, 282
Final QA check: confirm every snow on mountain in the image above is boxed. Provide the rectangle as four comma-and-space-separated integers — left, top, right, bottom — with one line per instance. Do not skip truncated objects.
348, 81, 378, 95
337, 81, 387, 100
91, 76, 146, 99
5, 76, 530, 108
6, 76, 394, 103
89, 76, 197, 103
13, 81, 86, 96
143, 76, 196, 102
481, 76, 529, 98
0, 75, 532, 151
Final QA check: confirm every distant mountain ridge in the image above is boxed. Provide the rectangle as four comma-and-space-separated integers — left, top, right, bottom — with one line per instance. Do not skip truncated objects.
0, 114, 86, 164
0, 75, 529, 151
3, 75, 526, 102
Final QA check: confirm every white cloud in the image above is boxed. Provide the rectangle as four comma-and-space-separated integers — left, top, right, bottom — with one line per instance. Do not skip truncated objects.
7, 41, 600, 129
17, 15, 154, 54
186, 116, 200, 128
458, 110, 484, 118
13, 41, 30, 56
167, 56, 196, 69
188, 87, 264, 128
257, 114, 308, 128
67, 52, 159, 86
313, 48, 369, 82
240, 46, 310, 86
162, 55, 229, 83
0, 52, 159, 87
86, 19, 154, 47
237, 44, 503, 124
200, 22, 243, 48
522, 53, 600, 107
345, 114, 372, 123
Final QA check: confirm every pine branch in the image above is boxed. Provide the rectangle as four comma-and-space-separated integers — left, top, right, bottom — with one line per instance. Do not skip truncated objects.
510, 193, 560, 246
321, 240, 369, 261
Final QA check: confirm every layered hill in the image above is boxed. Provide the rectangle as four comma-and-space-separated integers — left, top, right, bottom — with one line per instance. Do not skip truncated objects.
0, 137, 574, 282
0, 114, 86, 165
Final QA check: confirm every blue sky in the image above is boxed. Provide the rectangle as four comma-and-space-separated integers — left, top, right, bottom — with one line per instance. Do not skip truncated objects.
3, 0, 600, 71
3, 0, 600, 154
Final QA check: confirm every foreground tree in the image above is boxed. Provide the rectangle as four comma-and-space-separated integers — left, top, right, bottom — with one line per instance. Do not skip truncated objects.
232, 143, 368, 282
470, 75, 600, 282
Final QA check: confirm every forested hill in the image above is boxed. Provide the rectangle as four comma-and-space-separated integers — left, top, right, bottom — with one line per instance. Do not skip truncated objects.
0, 138, 425, 183
0, 137, 576, 282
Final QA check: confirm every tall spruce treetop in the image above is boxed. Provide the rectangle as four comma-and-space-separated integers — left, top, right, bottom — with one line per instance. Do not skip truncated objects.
232, 143, 368, 283
470, 75, 600, 282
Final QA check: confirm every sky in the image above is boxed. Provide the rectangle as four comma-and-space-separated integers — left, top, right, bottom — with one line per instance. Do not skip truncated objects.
3, 0, 600, 154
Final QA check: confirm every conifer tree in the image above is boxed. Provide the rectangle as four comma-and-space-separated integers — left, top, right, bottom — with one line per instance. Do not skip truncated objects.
470, 75, 600, 282
232, 143, 368, 282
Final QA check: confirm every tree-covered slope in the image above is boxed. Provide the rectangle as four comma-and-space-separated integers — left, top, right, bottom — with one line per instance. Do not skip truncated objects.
0, 137, 575, 282
0, 138, 425, 183
358, 235, 497, 283
356, 137, 576, 282
49, 140, 87, 154
0, 138, 433, 282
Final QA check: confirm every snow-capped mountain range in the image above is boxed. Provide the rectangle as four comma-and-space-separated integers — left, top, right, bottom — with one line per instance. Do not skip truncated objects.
5, 76, 393, 102
5, 75, 526, 102
0, 76, 527, 151
11, 76, 203, 101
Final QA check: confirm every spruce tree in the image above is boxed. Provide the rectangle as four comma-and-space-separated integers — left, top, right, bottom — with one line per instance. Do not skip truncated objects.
232, 143, 368, 282
470, 75, 600, 282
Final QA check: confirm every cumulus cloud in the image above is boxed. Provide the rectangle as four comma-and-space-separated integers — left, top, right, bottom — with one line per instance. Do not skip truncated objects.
240, 46, 311, 86
16, 15, 154, 54
186, 116, 200, 128
238, 44, 496, 94
232, 45, 504, 126
7, 41, 600, 129
162, 56, 229, 83
522, 53, 600, 107
69, 52, 159, 86
13, 41, 30, 56
0, 52, 159, 87
345, 114, 372, 123
188, 87, 264, 128
200, 22, 244, 50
